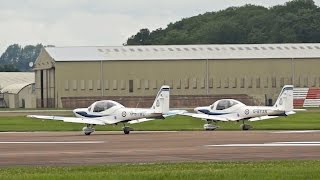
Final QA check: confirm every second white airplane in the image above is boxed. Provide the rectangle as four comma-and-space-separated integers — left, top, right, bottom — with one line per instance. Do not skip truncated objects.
181, 85, 296, 130
28, 85, 177, 135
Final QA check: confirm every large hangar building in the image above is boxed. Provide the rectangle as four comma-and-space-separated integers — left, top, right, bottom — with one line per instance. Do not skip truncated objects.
34, 43, 320, 108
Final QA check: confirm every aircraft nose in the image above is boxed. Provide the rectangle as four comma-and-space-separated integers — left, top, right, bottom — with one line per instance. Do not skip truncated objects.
73, 108, 81, 116
194, 107, 201, 113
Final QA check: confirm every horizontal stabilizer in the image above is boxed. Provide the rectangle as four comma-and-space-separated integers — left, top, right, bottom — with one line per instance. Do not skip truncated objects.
293, 109, 307, 112
128, 118, 156, 124
248, 116, 279, 122
163, 110, 188, 117
285, 111, 296, 115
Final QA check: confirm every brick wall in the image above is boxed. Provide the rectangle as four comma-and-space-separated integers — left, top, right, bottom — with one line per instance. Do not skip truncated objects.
61, 94, 254, 108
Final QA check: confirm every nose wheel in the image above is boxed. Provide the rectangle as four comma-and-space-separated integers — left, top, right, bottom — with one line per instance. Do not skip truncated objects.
122, 124, 133, 134
203, 120, 219, 131
240, 121, 252, 130
83, 124, 95, 135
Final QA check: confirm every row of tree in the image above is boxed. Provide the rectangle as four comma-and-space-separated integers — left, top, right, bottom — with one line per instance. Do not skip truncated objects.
0, 44, 43, 71
126, 0, 320, 45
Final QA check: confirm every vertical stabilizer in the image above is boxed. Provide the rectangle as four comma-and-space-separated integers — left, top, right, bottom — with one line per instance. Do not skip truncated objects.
151, 85, 170, 114
273, 85, 294, 112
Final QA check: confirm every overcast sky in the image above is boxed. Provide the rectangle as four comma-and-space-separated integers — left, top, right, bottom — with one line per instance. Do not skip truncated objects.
1, 0, 320, 54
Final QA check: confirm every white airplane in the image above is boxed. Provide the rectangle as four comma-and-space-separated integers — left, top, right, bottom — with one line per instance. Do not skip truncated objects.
181, 85, 297, 130
28, 85, 175, 135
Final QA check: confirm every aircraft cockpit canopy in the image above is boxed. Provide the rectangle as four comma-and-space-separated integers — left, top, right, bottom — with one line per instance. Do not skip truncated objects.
89, 100, 124, 113
212, 99, 243, 110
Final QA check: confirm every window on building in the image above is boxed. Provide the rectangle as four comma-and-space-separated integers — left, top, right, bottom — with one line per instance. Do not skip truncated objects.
248, 78, 253, 88
256, 78, 260, 88
304, 77, 308, 87
240, 78, 245, 88
224, 78, 229, 88
129, 80, 133, 93
104, 80, 109, 90
145, 80, 149, 89
184, 78, 189, 89
65, 80, 69, 91
176, 79, 181, 89
217, 79, 221, 88
272, 77, 276, 88
73, 80, 77, 90
264, 77, 268, 88
280, 77, 284, 87
81, 80, 85, 90
96, 80, 101, 90
233, 78, 237, 88
88, 80, 93, 90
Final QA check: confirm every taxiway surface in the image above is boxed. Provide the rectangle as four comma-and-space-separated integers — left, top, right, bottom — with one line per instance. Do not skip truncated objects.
0, 130, 320, 166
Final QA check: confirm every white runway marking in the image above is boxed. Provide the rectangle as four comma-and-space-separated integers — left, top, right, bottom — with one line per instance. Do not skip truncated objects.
206, 141, 320, 147
0, 141, 104, 144
270, 130, 320, 134
272, 141, 320, 144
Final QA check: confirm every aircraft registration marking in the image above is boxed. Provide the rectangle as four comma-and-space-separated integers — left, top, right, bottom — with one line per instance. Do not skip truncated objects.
252, 109, 268, 114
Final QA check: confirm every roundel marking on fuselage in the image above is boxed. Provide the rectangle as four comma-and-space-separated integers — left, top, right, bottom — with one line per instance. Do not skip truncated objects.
122, 111, 127, 117
244, 109, 249, 115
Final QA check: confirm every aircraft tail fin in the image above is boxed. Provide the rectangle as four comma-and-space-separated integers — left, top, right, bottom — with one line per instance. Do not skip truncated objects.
151, 85, 170, 114
273, 85, 294, 112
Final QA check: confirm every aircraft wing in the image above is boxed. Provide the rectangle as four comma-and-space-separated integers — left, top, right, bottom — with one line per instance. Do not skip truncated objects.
248, 116, 279, 122
181, 112, 241, 122
27, 115, 106, 125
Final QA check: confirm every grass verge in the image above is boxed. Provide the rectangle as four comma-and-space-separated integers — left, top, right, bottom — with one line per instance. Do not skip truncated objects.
0, 111, 319, 131
0, 160, 319, 180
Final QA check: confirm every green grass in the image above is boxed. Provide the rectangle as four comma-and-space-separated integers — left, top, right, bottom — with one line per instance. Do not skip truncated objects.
0, 111, 319, 132
0, 161, 319, 180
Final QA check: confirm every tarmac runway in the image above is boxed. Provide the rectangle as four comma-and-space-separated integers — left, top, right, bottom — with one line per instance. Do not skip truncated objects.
0, 130, 320, 166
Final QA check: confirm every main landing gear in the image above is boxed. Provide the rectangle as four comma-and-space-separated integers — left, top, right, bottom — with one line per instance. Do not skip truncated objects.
203, 120, 219, 131
122, 124, 133, 134
83, 124, 95, 135
240, 120, 252, 130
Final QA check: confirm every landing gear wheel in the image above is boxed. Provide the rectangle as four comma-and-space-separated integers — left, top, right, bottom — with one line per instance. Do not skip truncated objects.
84, 132, 92, 136
203, 120, 219, 131
123, 126, 131, 134
82, 125, 95, 135
240, 124, 252, 131
203, 123, 218, 131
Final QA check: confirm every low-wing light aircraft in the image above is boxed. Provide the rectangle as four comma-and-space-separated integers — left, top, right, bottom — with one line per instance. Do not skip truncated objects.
28, 85, 174, 135
181, 85, 297, 130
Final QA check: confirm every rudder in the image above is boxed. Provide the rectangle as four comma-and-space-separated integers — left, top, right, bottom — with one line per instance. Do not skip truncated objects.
273, 85, 294, 112
151, 85, 170, 114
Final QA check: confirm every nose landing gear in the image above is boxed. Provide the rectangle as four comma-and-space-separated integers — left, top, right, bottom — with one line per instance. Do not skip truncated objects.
240, 120, 252, 130
83, 124, 95, 135
122, 124, 133, 134
203, 120, 219, 131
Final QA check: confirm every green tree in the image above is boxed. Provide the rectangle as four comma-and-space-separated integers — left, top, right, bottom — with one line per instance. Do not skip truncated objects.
0, 44, 43, 72
126, 0, 320, 45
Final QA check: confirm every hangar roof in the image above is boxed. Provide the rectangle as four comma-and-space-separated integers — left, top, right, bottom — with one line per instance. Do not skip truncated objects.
0, 72, 34, 89
45, 43, 320, 61
1, 82, 34, 94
